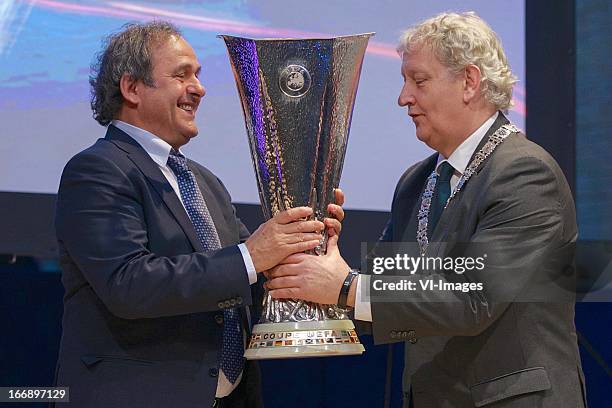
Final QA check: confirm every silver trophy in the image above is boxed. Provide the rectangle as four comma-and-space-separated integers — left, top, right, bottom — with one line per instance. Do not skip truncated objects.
220, 33, 373, 359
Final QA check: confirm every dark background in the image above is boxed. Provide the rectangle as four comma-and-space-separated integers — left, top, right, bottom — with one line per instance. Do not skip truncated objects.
1, 0, 610, 406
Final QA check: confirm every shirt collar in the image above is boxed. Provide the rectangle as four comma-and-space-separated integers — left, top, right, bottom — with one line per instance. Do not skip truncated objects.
436, 111, 499, 175
111, 120, 183, 167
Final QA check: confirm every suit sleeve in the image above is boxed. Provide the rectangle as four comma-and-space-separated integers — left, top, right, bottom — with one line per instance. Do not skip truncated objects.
370, 155, 576, 343
210, 171, 266, 314
55, 152, 253, 320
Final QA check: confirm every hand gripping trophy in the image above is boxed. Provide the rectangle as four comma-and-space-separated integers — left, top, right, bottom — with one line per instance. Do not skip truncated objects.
220, 33, 373, 359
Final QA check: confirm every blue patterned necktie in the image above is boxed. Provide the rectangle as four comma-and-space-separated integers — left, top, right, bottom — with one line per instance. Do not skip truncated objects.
428, 161, 455, 237
167, 149, 244, 384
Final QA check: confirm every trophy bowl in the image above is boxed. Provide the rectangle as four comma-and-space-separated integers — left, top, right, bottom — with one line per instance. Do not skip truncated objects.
220, 33, 373, 359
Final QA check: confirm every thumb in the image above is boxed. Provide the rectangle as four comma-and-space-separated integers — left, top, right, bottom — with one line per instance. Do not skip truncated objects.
326, 234, 339, 255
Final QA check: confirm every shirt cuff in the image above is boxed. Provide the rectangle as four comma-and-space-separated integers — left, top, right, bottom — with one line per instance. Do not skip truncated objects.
354, 274, 373, 322
238, 243, 257, 285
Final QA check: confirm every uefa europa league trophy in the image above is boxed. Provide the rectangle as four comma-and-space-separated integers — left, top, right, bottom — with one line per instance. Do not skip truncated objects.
220, 33, 373, 359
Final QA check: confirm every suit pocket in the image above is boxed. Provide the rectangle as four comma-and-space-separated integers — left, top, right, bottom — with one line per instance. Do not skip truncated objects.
470, 367, 551, 407
81, 354, 154, 368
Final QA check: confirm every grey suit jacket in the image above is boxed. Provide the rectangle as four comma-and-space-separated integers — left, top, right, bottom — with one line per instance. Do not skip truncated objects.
367, 114, 586, 407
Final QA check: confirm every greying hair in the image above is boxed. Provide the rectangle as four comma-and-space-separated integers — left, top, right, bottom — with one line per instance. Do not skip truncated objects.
397, 12, 517, 111
90, 21, 182, 126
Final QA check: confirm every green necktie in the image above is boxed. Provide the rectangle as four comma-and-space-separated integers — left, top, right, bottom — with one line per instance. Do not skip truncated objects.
428, 161, 455, 237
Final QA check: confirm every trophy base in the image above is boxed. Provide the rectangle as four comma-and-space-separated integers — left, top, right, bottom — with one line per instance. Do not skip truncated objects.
244, 319, 365, 360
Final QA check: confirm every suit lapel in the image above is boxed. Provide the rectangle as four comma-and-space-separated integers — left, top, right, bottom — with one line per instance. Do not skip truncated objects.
429, 112, 510, 250
396, 154, 438, 242
104, 125, 204, 252
470, 112, 510, 175
189, 164, 231, 247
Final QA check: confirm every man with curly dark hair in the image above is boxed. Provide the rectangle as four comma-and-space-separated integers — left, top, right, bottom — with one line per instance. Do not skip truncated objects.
54, 21, 343, 407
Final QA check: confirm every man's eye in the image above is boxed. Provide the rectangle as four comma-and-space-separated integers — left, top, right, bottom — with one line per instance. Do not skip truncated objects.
415, 79, 426, 85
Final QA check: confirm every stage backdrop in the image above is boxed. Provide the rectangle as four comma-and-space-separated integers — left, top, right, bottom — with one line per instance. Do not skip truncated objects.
0, 0, 525, 212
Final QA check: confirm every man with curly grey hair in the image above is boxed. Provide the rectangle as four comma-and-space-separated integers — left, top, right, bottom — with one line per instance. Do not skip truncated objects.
266, 12, 585, 407
54, 21, 343, 407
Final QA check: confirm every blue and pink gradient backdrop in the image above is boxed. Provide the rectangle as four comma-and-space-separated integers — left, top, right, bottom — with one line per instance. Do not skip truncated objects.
0, 0, 525, 211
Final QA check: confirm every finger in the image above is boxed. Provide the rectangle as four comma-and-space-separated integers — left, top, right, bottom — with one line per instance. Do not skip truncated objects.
329, 203, 345, 222
327, 203, 345, 222
323, 218, 341, 236
326, 234, 339, 253
334, 188, 345, 206
265, 276, 300, 290
265, 264, 285, 279
281, 220, 324, 234
274, 207, 313, 224
288, 232, 323, 244
287, 239, 322, 254
269, 288, 301, 300
279, 253, 309, 265
267, 264, 299, 279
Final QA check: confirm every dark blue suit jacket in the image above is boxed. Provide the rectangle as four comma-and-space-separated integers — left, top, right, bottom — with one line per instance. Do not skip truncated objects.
54, 125, 262, 407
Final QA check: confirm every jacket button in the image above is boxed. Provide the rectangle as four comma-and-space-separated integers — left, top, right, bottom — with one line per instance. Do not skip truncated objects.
209, 367, 219, 377
214, 315, 224, 325
236, 296, 243, 305
224, 300, 232, 308
217, 301, 225, 309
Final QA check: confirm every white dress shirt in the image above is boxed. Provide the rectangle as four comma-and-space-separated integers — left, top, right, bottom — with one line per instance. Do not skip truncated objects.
111, 120, 254, 396
354, 112, 499, 322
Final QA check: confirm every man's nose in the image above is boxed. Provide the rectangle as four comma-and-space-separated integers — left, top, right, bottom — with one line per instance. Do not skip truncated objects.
398, 83, 415, 107
188, 77, 205, 98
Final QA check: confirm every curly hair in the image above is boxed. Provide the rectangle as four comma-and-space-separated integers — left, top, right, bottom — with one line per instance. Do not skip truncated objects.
89, 21, 182, 126
397, 12, 517, 111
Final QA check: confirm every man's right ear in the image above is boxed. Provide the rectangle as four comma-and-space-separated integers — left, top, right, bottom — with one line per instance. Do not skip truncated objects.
119, 73, 139, 106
